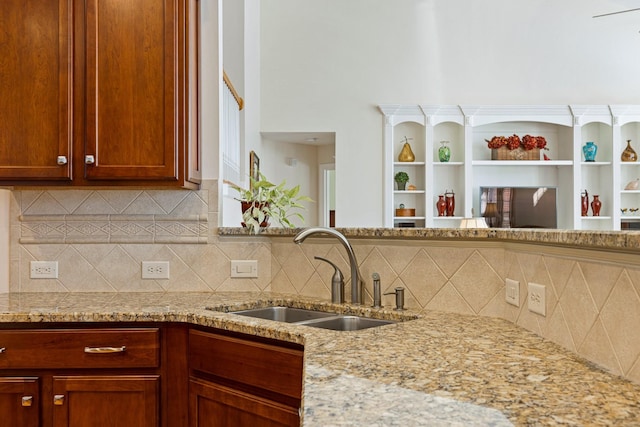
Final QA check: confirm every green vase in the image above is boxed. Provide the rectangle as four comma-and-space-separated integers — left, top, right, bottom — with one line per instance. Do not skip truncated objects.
438, 141, 451, 162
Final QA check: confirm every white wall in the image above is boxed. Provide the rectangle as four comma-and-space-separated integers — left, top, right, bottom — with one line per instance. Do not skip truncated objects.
260, 140, 321, 227
220, 0, 262, 227
259, 0, 640, 226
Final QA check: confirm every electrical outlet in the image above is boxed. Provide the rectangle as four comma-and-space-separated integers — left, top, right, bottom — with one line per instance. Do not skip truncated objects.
142, 261, 170, 279
505, 279, 520, 307
30, 261, 58, 279
528, 282, 546, 316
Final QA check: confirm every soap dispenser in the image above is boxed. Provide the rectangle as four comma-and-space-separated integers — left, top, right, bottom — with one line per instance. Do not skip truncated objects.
314, 256, 344, 304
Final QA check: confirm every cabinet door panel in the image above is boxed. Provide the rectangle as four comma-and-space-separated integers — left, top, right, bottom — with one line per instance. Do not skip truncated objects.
189, 378, 299, 427
0, 0, 72, 181
0, 377, 40, 427
83, 0, 177, 181
52, 375, 159, 427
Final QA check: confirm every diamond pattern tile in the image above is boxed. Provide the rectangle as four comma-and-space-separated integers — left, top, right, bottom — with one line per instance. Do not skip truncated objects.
558, 264, 599, 349
8, 182, 640, 385
451, 251, 502, 314
600, 271, 640, 374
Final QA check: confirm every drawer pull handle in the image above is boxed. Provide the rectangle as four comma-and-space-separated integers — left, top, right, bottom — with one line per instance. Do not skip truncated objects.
22, 396, 33, 407
53, 395, 64, 405
0, 347, 5, 353
84, 346, 126, 354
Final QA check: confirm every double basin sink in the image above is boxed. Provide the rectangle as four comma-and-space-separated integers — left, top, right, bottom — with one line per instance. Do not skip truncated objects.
229, 306, 396, 331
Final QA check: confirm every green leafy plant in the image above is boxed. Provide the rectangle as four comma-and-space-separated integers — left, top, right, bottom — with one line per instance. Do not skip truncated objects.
394, 171, 409, 184
231, 172, 313, 234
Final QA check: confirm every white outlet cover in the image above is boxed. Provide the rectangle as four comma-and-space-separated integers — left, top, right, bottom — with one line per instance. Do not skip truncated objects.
528, 282, 546, 316
30, 261, 59, 279
142, 261, 170, 279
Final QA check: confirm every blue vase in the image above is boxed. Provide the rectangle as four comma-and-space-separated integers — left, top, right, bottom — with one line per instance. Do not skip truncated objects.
583, 141, 597, 162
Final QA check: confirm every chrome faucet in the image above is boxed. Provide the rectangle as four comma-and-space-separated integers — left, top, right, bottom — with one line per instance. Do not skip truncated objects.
293, 228, 364, 304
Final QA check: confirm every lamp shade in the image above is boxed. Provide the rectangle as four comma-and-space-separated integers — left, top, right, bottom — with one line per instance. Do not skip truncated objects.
459, 218, 488, 228
483, 202, 498, 218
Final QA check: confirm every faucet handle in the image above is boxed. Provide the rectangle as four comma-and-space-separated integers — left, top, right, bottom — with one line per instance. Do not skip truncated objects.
315, 256, 344, 304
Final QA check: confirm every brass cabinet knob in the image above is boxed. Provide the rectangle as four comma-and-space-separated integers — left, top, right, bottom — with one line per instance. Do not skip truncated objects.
56, 156, 68, 165
85, 155, 95, 165
21, 396, 33, 407
53, 394, 65, 405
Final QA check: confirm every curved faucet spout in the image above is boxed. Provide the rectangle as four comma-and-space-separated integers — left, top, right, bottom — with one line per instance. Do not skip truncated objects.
293, 228, 364, 304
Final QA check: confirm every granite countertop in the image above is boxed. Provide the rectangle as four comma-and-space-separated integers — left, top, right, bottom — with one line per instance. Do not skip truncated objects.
1, 291, 639, 426
218, 227, 640, 252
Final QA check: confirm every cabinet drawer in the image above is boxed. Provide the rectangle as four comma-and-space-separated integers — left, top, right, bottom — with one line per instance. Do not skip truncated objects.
0, 328, 159, 369
189, 329, 303, 400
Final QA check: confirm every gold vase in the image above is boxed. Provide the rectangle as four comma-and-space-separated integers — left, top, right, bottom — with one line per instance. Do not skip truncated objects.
622, 140, 638, 162
398, 142, 415, 162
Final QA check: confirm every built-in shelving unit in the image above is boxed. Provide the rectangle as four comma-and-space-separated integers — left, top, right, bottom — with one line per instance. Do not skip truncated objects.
379, 104, 640, 230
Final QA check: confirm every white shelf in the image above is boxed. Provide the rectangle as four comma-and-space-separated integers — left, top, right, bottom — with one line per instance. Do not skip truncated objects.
394, 216, 425, 220
433, 162, 464, 166
581, 162, 612, 166
380, 104, 640, 230
394, 190, 425, 194
394, 161, 425, 166
472, 160, 573, 167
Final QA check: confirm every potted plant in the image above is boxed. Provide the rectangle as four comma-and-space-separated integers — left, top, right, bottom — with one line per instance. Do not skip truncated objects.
394, 171, 409, 191
231, 172, 312, 234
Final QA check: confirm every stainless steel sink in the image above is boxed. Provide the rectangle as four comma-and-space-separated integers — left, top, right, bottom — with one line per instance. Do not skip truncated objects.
231, 306, 336, 323
228, 306, 397, 331
301, 315, 395, 331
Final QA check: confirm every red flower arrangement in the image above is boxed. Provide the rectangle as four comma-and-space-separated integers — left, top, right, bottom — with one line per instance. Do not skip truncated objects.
486, 134, 548, 151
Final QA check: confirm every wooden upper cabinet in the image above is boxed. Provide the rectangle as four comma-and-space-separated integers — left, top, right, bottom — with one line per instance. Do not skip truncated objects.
81, 0, 179, 183
0, 0, 73, 181
0, 0, 200, 187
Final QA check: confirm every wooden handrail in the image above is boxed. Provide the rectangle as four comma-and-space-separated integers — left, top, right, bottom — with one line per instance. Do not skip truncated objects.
223, 70, 244, 110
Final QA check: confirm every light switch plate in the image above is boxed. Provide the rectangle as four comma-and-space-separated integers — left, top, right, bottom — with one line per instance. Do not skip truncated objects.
231, 260, 258, 278
505, 278, 520, 307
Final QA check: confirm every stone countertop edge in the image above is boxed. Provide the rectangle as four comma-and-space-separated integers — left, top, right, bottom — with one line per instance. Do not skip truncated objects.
217, 227, 640, 251
1, 291, 640, 426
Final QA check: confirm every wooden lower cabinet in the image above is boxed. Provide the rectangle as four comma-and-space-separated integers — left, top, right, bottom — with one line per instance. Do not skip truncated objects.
0, 377, 40, 427
188, 328, 304, 427
52, 375, 159, 427
189, 378, 299, 427
0, 324, 304, 427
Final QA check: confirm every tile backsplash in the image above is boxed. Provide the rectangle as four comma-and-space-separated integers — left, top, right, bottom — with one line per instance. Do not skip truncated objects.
7, 183, 640, 384
9, 181, 271, 293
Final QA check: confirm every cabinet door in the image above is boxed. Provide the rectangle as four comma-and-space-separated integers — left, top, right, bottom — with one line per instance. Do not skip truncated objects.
0, 0, 73, 182
0, 377, 40, 427
81, 0, 182, 182
189, 378, 299, 427
52, 375, 159, 427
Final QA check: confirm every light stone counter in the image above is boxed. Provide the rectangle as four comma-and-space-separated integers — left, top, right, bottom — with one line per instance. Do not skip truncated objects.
219, 227, 640, 253
1, 291, 639, 426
